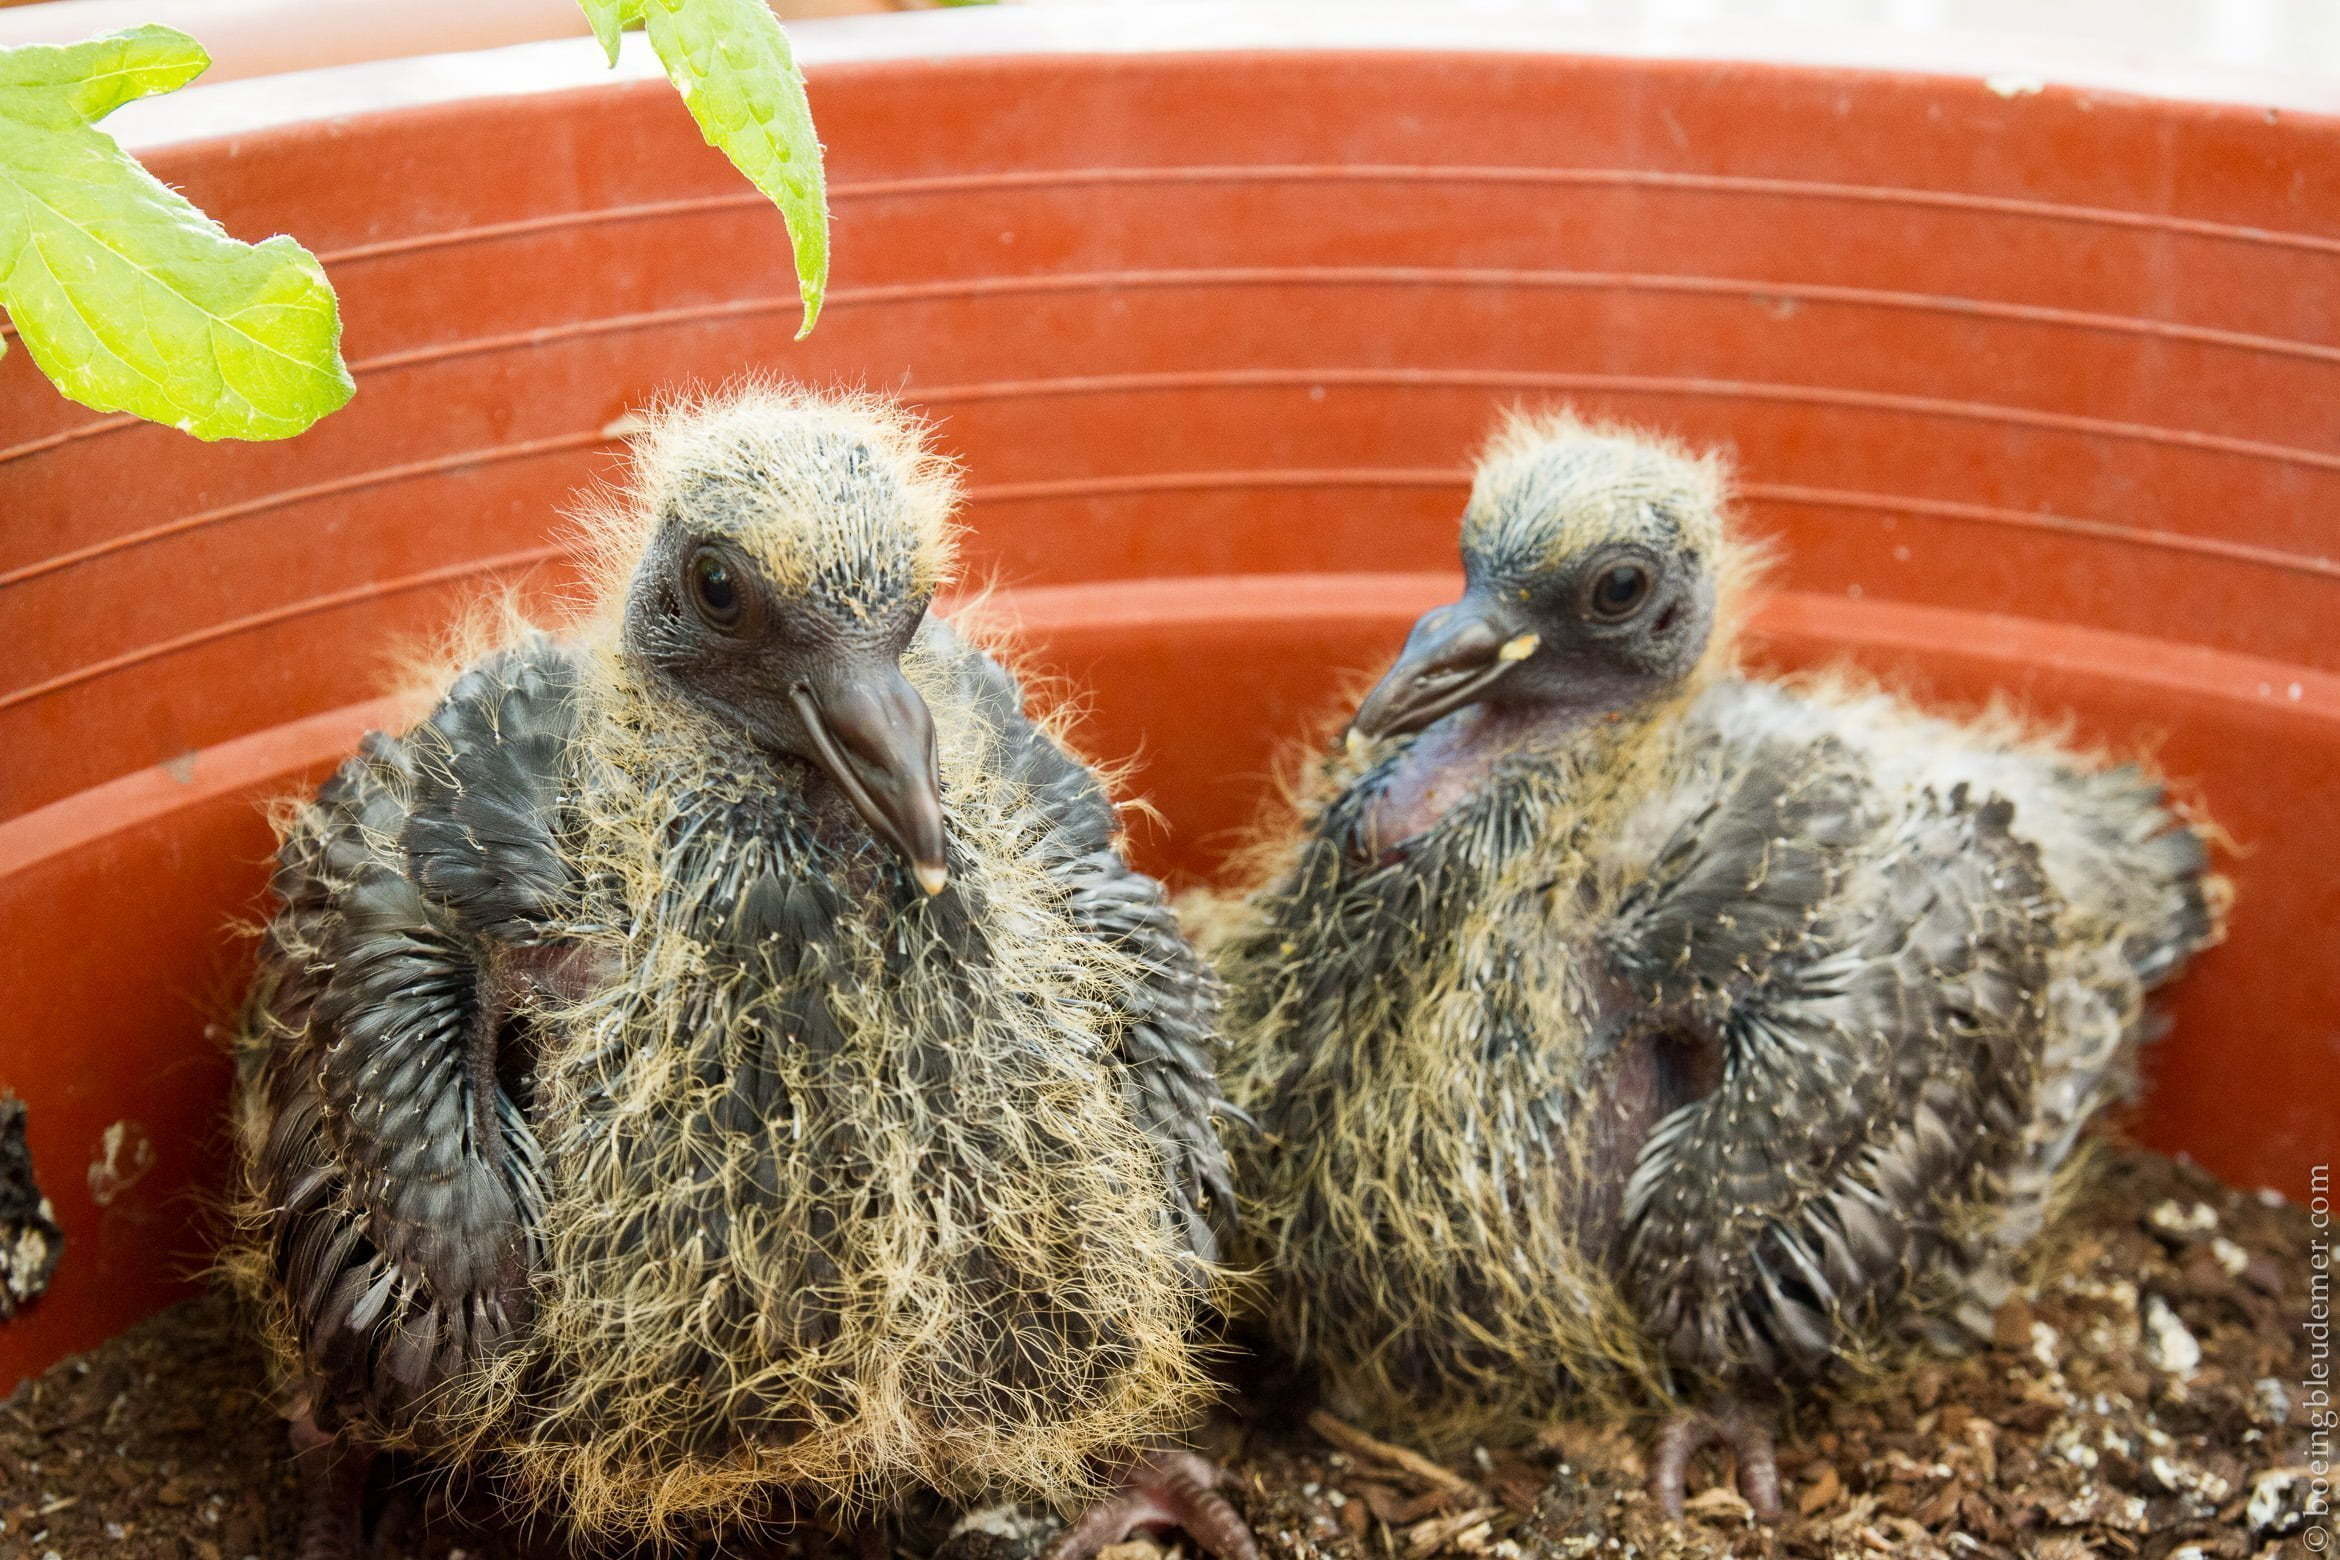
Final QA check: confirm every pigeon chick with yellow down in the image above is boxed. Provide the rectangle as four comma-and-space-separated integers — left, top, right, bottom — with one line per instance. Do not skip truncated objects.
1209, 410, 2221, 1518
229, 388, 1258, 1560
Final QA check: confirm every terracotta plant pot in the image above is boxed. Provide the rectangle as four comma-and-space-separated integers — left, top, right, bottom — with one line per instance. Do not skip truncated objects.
2, 28, 2335, 1398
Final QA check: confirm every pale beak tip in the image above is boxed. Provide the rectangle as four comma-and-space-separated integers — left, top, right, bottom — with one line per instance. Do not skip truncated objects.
1343, 726, 1370, 762
914, 862, 951, 897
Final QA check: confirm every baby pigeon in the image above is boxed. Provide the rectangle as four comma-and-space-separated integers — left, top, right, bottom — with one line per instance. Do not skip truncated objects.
1210, 410, 2221, 1518
228, 388, 1257, 1560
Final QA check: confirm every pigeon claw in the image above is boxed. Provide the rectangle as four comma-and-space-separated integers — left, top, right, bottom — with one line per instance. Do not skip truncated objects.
1648, 1404, 1783, 1522
1040, 1448, 1262, 1560
287, 1413, 374, 1560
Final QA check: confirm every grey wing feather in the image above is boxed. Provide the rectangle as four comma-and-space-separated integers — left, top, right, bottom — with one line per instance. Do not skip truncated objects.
1607, 737, 1871, 1005
948, 632, 1236, 1265
402, 636, 583, 940
1606, 739, 2052, 1382
241, 639, 580, 1426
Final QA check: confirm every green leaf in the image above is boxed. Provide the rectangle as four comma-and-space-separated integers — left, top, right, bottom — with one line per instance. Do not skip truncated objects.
576, 0, 648, 69
0, 26, 352, 440
0, 24, 207, 124
635, 0, 828, 337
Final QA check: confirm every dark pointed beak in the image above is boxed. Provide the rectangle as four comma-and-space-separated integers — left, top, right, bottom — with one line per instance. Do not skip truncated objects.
1347, 594, 1541, 749
789, 663, 950, 896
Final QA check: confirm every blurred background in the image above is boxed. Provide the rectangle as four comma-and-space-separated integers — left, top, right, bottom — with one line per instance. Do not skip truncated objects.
0, 0, 2338, 91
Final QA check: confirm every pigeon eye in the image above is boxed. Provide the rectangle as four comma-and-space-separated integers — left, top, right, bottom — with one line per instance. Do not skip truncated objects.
687, 546, 744, 630
1583, 561, 1653, 623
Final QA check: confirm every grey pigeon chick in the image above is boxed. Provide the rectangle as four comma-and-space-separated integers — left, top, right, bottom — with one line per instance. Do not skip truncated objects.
1209, 410, 2222, 1519
227, 388, 1258, 1560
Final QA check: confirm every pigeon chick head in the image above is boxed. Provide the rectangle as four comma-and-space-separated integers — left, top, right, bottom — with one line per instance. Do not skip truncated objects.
1350, 409, 1736, 745
607, 386, 963, 893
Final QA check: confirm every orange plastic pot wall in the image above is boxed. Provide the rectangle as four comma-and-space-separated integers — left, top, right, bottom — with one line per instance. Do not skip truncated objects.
1, 50, 2335, 1397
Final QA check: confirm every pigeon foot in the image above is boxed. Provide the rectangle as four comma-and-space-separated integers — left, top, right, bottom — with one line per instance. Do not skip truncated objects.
288, 1413, 375, 1560
1647, 1403, 1782, 1521
1040, 1448, 1261, 1560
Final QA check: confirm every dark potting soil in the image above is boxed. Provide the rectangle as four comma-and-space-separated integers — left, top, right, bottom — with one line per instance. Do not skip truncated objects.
0, 1147, 2317, 1560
